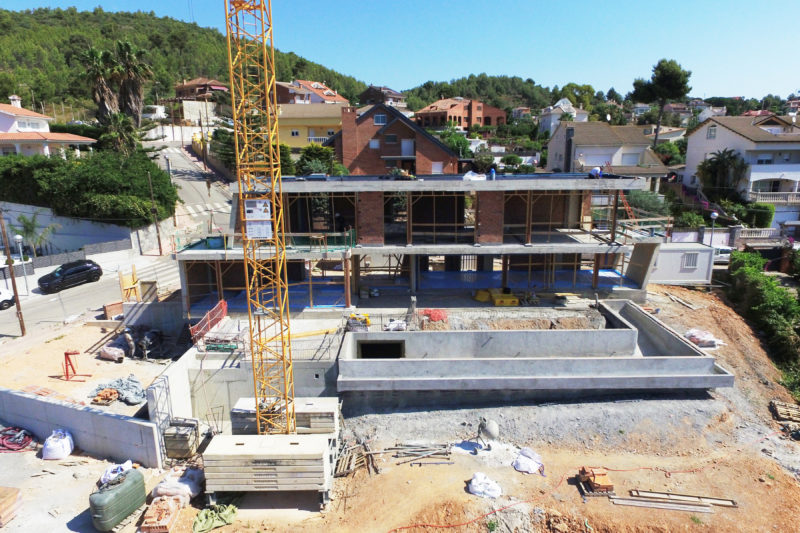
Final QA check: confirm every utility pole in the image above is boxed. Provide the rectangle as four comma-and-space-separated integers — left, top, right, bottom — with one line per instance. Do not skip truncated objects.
0, 209, 26, 336
146, 172, 164, 256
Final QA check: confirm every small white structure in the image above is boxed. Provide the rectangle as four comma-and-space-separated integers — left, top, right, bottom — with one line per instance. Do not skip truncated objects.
0, 95, 94, 156
648, 242, 714, 285
538, 98, 589, 137
142, 105, 167, 120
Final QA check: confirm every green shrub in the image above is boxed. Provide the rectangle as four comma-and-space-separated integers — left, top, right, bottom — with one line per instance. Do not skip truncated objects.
746, 203, 775, 228
675, 211, 705, 228
719, 199, 748, 221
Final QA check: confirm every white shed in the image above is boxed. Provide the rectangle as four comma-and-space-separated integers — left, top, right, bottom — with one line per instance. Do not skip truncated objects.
648, 242, 714, 285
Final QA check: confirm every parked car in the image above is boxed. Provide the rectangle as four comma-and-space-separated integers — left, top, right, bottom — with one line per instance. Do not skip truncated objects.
713, 246, 733, 264
0, 287, 15, 310
37, 260, 103, 294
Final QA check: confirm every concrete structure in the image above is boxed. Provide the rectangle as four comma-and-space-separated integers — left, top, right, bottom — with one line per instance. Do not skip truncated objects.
547, 121, 668, 177
277, 103, 347, 148
0, 96, 94, 156
327, 104, 459, 175
414, 97, 506, 130
358, 85, 406, 108
539, 98, 589, 137
0, 387, 161, 468
648, 242, 714, 285
337, 300, 733, 409
142, 105, 167, 120
684, 115, 800, 228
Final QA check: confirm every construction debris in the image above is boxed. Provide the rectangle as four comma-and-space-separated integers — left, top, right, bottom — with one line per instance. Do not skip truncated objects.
92, 388, 119, 406
89, 374, 146, 405
335, 445, 367, 477
140, 496, 182, 533
666, 292, 700, 310
770, 400, 800, 423
385, 443, 452, 465
684, 328, 724, 349
0, 487, 20, 527
577, 466, 614, 494
163, 419, 200, 460
468, 472, 502, 498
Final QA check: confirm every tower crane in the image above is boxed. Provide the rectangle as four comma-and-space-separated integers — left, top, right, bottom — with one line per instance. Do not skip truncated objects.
224, 0, 295, 435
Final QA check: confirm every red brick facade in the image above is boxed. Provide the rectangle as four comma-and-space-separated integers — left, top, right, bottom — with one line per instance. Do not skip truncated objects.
332, 104, 458, 175
476, 191, 504, 244
414, 98, 506, 130
356, 191, 384, 245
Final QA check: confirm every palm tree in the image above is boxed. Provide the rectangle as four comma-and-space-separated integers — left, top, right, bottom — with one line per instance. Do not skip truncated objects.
114, 41, 153, 127
9, 210, 60, 258
697, 148, 750, 202
80, 47, 119, 124
98, 113, 140, 155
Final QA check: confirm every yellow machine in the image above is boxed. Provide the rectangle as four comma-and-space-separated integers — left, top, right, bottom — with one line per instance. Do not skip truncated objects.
225, 0, 295, 434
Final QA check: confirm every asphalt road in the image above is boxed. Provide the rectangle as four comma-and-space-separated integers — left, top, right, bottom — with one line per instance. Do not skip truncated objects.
0, 142, 223, 341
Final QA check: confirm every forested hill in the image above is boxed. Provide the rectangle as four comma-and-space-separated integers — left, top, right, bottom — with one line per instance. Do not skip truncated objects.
0, 7, 367, 106
404, 74, 557, 112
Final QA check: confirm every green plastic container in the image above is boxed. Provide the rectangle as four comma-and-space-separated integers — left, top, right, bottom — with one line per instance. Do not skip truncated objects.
89, 469, 146, 532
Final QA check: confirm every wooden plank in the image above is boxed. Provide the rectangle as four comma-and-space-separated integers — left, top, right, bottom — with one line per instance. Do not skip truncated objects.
630, 490, 737, 508
610, 497, 713, 513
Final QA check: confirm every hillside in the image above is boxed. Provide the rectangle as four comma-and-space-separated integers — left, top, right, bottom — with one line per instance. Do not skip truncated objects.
0, 7, 367, 108
404, 73, 556, 112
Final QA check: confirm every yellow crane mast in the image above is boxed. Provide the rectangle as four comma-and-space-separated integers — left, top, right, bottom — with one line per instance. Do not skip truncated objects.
224, 0, 295, 434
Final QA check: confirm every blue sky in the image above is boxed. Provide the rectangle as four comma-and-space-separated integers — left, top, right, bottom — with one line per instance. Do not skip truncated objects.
4, 1, 798, 100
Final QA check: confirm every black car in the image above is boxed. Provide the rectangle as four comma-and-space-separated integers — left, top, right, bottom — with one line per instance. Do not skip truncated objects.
37, 260, 103, 293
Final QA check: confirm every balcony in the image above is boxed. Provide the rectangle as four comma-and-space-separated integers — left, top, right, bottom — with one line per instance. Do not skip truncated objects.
745, 191, 800, 204
307, 136, 330, 144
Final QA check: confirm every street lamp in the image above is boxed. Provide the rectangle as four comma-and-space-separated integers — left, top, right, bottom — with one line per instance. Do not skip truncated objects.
710, 211, 719, 249
13, 234, 29, 295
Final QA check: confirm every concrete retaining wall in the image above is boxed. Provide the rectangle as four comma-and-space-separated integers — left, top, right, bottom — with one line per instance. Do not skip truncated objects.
0, 387, 161, 468
123, 301, 186, 338
609, 301, 702, 357
348, 328, 637, 358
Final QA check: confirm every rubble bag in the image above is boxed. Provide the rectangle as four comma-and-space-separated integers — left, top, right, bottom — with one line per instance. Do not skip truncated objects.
89, 468, 146, 532
42, 429, 74, 460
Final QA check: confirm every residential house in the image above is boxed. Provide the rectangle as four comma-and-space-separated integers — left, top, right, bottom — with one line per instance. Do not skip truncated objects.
684, 115, 800, 227
274, 81, 313, 104
277, 103, 348, 149
688, 99, 710, 112
286, 80, 349, 104
643, 125, 686, 144
327, 104, 459, 175
663, 103, 693, 125
358, 85, 406, 108
174, 78, 228, 100
786, 99, 800, 115
0, 96, 94, 157
538, 98, 589, 137
697, 106, 727, 122
742, 110, 773, 117
414, 97, 506, 130
546, 121, 668, 178
632, 103, 652, 118
511, 107, 531, 120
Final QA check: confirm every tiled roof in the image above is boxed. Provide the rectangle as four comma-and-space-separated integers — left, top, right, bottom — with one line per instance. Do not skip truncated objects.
611, 125, 652, 145
0, 132, 95, 143
691, 116, 800, 143
294, 80, 349, 104
276, 81, 311, 95
370, 85, 403, 98
0, 103, 51, 119
355, 104, 458, 158
553, 121, 652, 147
175, 77, 227, 88
416, 98, 470, 113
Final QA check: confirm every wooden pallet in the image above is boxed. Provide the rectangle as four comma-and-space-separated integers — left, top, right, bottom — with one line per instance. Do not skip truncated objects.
576, 478, 615, 498
335, 448, 366, 477
770, 400, 800, 423
110, 503, 147, 533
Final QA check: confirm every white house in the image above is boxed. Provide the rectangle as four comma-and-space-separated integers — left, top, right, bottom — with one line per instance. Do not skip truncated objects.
684, 115, 800, 227
648, 242, 714, 285
546, 121, 667, 178
643, 125, 686, 144
538, 98, 588, 137
0, 95, 94, 157
632, 102, 651, 117
697, 106, 726, 122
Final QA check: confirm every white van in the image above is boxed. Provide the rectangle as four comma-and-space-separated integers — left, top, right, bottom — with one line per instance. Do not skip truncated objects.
713, 246, 733, 264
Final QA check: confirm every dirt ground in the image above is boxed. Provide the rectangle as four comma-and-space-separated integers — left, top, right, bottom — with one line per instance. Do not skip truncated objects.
3, 285, 800, 532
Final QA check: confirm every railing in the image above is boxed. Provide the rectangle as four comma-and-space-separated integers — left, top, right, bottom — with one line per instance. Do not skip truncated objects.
745, 191, 800, 204
307, 136, 330, 144
739, 228, 780, 239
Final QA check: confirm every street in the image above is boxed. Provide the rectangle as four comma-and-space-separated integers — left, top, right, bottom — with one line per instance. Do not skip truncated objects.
0, 142, 227, 340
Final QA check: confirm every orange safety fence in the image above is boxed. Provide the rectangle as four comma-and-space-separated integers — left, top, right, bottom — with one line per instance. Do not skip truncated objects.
190, 300, 228, 344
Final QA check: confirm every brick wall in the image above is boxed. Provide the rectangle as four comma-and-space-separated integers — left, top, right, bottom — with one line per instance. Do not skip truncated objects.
415, 135, 458, 174
356, 192, 384, 245
476, 191, 504, 244
340, 106, 358, 170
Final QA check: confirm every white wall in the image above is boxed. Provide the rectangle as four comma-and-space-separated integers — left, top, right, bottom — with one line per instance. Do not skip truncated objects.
685, 122, 753, 186
648, 243, 714, 285
143, 125, 203, 143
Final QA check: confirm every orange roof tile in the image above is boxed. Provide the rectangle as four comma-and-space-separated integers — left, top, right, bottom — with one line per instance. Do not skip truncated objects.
293, 80, 349, 104
0, 132, 95, 143
0, 103, 51, 119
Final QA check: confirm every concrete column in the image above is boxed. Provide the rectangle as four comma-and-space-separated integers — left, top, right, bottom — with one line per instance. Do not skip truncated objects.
352, 253, 361, 293
592, 254, 600, 289
697, 226, 706, 245
42, 143, 50, 156
342, 251, 352, 308
730, 225, 743, 249
501, 255, 509, 287
610, 191, 619, 242
13, 143, 21, 154
409, 255, 417, 294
